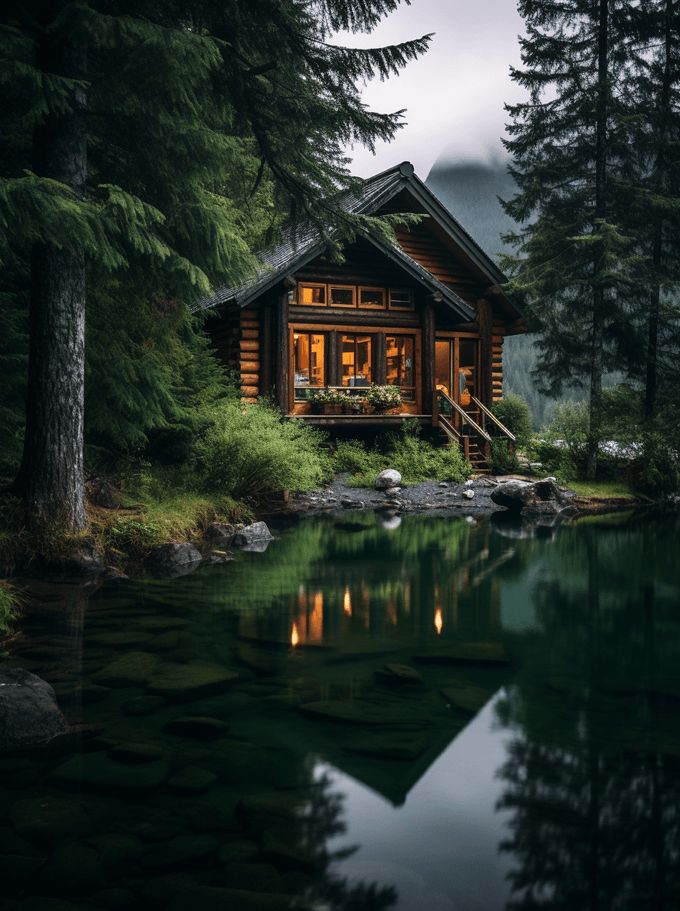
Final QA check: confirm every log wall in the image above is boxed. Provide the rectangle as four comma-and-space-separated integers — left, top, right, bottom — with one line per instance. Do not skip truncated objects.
492, 334, 503, 403
239, 308, 260, 403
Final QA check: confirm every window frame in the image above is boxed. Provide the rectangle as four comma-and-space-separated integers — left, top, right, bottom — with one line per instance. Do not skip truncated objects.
358, 286, 386, 310
293, 330, 328, 401
388, 287, 414, 311
328, 284, 357, 309
385, 333, 416, 402
340, 332, 374, 388
297, 282, 327, 307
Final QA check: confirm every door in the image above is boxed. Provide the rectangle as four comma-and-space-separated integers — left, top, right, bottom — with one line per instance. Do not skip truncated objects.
435, 337, 479, 429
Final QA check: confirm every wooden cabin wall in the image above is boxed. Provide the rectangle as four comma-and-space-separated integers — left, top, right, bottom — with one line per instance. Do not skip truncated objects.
239, 308, 260, 403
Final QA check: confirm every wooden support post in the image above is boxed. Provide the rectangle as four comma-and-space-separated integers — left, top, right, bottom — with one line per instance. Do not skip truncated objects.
274, 288, 290, 413
328, 330, 339, 387
422, 302, 435, 416
260, 303, 272, 395
374, 332, 386, 385
477, 297, 493, 410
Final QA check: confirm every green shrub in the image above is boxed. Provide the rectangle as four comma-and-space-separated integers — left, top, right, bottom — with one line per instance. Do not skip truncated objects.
0, 581, 19, 636
332, 440, 383, 476
490, 438, 519, 474
536, 400, 590, 477
630, 431, 680, 495
194, 400, 332, 500
492, 394, 533, 445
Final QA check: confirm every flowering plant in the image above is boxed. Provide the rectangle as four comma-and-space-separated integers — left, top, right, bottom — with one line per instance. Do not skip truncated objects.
309, 388, 347, 406
365, 384, 402, 412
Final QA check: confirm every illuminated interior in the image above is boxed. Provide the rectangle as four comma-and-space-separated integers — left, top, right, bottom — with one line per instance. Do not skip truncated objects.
385, 335, 415, 401
294, 332, 326, 400
341, 334, 372, 387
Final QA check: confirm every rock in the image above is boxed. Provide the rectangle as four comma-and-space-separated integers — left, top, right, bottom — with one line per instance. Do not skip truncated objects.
374, 469, 402, 490
46, 841, 104, 890
168, 766, 219, 793
0, 669, 67, 753
374, 663, 424, 687
203, 550, 235, 565
414, 642, 509, 666
148, 662, 239, 701
463, 489, 475, 499
94, 651, 160, 687
41, 538, 103, 577
50, 752, 168, 792
440, 682, 493, 714
123, 694, 165, 716
145, 542, 203, 577
87, 833, 142, 871
88, 888, 136, 910
232, 522, 274, 550
298, 700, 430, 727
490, 477, 568, 513
101, 566, 128, 582
108, 741, 165, 764
140, 834, 219, 870
0, 851, 45, 884
10, 796, 92, 844
205, 522, 238, 545
162, 716, 230, 740
88, 630, 152, 647
438, 482, 449, 488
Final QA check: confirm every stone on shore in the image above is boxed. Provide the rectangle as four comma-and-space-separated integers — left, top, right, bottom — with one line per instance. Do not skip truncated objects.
232, 522, 274, 551
374, 469, 401, 490
0, 669, 67, 753
145, 543, 203, 576
490, 477, 568, 513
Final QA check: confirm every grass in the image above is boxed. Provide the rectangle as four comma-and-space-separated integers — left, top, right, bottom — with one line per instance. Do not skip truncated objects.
333, 433, 471, 488
567, 480, 640, 500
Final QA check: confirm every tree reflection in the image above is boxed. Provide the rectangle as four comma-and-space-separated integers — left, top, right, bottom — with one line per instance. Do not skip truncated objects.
496, 521, 680, 910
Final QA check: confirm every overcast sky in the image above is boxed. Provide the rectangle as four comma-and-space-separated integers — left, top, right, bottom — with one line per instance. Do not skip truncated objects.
340, 0, 525, 179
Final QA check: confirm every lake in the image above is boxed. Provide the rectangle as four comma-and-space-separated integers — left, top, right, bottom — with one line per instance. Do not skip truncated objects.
2, 509, 680, 911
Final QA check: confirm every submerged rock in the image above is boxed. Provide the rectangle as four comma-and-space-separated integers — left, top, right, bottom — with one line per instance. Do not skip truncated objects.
122, 694, 165, 716
148, 662, 239, 700
162, 715, 230, 740
0, 669, 67, 753
440, 682, 494, 714
232, 522, 274, 551
94, 651, 160, 687
375, 468, 401, 490
10, 796, 92, 844
374, 663, 424, 687
50, 752, 168, 792
145, 542, 203, 577
298, 699, 431, 727
490, 477, 568, 514
168, 765, 219, 793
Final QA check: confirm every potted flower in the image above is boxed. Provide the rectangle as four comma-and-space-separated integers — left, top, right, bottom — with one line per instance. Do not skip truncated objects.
309, 389, 346, 415
365, 384, 402, 414
343, 394, 365, 415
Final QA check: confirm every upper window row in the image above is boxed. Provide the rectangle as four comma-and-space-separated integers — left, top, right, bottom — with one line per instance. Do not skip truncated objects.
297, 282, 414, 311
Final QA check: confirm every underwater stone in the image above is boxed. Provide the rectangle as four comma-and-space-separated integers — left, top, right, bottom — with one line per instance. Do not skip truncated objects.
108, 741, 165, 764
87, 832, 142, 871
298, 700, 431, 727
122, 694, 165, 716
94, 651, 161, 687
440, 683, 494, 714
50, 753, 168, 793
374, 663, 424, 687
10, 796, 92, 844
46, 841, 104, 890
0, 669, 67, 753
414, 642, 509, 665
168, 766, 219, 793
162, 715, 230, 740
148, 662, 239, 700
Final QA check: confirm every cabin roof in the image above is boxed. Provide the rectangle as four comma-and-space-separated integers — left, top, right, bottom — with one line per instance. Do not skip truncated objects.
193, 161, 511, 321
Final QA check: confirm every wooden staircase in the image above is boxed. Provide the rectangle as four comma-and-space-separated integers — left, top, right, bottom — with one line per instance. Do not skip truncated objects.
434, 391, 516, 475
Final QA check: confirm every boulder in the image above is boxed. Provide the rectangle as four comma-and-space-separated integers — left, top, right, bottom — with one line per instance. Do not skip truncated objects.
0, 669, 67, 753
40, 539, 103, 577
148, 662, 239, 701
205, 522, 239, 545
490, 477, 568, 514
145, 543, 202, 577
232, 522, 274, 551
374, 469, 402, 490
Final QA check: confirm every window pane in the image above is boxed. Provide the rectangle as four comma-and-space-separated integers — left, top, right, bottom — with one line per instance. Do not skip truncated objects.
341, 334, 372, 386
329, 286, 355, 307
299, 284, 325, 306
359, 288, 385, 309
386, 335, 415, 400
294, 332, 325, 399
389, 288, 413, 310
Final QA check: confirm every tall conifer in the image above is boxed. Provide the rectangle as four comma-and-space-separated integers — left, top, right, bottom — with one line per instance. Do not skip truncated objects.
0, 1, 429, 531
502, 0, 638, 478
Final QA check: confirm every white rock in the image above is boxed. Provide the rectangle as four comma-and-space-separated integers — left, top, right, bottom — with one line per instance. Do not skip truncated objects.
374, 469, 402, 490
463, 489, 475, 499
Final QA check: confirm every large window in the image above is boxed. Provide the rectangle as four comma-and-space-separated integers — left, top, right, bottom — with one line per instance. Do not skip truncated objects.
341, 334, 372, 387
294, 332, 326, 400
385, 335, 415, 401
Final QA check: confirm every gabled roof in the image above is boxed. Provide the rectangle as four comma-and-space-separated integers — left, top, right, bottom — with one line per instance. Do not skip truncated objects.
192, 161, 510, 320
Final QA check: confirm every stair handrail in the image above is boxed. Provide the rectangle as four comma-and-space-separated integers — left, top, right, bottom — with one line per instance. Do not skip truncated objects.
470, 395, 516, 442
435, 390, 492, 442
438, 412, 461, 440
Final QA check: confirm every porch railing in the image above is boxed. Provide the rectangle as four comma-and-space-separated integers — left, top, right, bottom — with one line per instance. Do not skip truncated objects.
434, 389, 491, 465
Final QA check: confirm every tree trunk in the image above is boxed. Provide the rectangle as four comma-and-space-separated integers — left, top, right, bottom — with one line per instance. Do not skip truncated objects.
18, 24, 87, 532
587, 0, 609, 481
644, 0, 674, 421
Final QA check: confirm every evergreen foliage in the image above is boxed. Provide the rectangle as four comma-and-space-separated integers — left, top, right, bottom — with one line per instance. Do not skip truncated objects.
0, 1, 430, 527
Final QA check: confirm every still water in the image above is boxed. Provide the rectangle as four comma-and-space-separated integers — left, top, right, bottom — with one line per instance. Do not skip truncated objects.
2, 510, 680, 911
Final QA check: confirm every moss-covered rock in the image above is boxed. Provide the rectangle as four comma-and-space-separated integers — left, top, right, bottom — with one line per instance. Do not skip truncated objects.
148, 662, 239, 700
108, 741, 165, 764
440, 682, 494, 714
94, 652, 160, 687
122, 694, 165, 716
298, 699, 431, 728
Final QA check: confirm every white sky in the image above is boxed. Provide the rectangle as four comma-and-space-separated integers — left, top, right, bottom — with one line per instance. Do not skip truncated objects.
339, 0, 525, 179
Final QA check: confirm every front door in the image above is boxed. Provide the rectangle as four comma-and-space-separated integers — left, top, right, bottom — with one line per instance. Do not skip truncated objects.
435, 337, 479, 429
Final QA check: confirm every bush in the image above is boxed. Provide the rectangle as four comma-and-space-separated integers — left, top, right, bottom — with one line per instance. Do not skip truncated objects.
630, 431, 680, 495
332, 440, 383, 476
0, 581, 19, 636
535, 400, 590, 477
492, 394, 533, 445
194, 400, 332, 500
490, 438, 519, 474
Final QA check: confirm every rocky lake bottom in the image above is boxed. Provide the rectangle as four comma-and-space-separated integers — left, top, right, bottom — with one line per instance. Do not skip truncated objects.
1, 509, 680, 910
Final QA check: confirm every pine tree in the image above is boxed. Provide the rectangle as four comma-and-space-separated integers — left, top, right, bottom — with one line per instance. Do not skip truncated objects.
0, 1, 430, 532
502, 0, 639, 478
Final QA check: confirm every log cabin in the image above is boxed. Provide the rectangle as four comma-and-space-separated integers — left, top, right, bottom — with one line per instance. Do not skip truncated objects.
194, 161, 526, 471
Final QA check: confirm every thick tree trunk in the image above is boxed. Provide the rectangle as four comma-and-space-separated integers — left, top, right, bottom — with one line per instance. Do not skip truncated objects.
18, 25, 87, 531
586, 0, 609, 481
644, 0, 674, 421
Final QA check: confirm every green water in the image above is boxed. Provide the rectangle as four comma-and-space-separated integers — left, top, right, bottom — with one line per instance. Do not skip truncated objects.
2, 510, 680, 911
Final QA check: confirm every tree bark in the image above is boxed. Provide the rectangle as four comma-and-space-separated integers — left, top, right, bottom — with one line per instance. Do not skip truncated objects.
17, 23, 88, 531
586, 0, 609, 481
644, 0, 674, 421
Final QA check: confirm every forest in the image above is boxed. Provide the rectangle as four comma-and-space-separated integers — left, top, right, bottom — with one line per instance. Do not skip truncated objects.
1, 0, 679, 563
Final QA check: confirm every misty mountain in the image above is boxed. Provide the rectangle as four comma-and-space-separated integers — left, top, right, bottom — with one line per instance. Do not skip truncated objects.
425, 156, 556, 427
